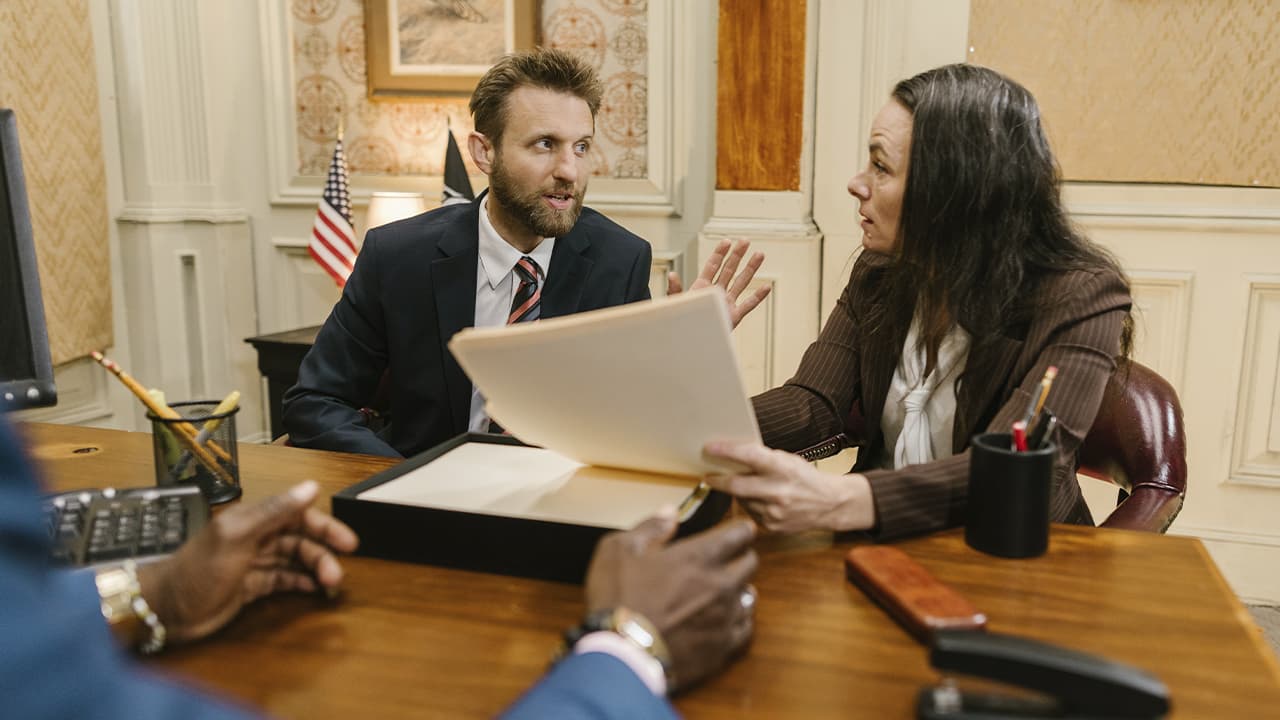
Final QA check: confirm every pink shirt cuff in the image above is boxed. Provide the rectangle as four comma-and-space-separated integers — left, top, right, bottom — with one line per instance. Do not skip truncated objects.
573, 630, 668, 696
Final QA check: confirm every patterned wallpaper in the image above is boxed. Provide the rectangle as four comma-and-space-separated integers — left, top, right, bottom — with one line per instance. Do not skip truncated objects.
291, 0, 649, 180
969, 0, 1280, 188
0, 0, 112, 364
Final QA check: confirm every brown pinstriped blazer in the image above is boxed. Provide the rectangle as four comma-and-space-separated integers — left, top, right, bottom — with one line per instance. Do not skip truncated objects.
752, 252, 1132, 540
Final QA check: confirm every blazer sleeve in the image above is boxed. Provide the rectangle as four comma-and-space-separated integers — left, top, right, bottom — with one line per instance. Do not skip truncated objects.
0, 421, 259, 720
500, 652, 678, 720
752, 259, 866, 451
282, 231, 401, 457
864, 269, 1132, 539
625, 236, 654, 303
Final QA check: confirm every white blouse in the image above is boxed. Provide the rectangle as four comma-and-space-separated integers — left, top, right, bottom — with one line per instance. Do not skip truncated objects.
879, 317, 971, 470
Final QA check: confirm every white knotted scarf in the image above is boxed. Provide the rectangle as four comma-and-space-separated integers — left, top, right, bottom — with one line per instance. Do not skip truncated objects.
880, 316, 971, 469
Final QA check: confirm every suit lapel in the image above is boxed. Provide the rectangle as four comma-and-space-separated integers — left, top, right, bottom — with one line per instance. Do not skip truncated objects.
540, 224, 593, 318
432, 200, 481, 434
952, 333, 1024, 451
858, 312, 910, 465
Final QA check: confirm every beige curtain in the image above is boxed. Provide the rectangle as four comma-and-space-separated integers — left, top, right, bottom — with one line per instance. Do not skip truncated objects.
969, 0, 1280, 188
0, 0, 112, 364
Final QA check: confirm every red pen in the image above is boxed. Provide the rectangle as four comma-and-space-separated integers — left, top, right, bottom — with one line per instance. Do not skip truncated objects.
1012, 420, 1029, 452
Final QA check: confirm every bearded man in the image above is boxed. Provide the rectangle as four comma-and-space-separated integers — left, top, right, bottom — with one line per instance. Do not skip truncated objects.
284, 49, 766, 457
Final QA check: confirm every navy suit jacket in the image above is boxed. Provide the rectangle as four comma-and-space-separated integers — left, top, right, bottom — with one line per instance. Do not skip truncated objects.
501, 652, 678, 719
283, 193, 653, 457
0, 419, 254, 719
0, 418, 676, 719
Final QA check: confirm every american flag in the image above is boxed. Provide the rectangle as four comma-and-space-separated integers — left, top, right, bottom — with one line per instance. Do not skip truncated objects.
310, 139, 357, 287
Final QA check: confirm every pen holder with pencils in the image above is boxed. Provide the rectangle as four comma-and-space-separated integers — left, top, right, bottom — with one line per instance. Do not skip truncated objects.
965, 432, 1055, 559
148, 400, 241, 504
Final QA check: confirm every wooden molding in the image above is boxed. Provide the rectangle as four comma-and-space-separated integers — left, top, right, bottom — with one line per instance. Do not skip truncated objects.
715, 0, 807, 191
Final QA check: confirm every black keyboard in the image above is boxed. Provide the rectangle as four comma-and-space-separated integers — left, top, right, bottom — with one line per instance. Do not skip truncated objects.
43, 485, 209, 567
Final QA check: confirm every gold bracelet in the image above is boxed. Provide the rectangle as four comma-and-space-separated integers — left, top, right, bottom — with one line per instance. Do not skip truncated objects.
95, 560, 166, 654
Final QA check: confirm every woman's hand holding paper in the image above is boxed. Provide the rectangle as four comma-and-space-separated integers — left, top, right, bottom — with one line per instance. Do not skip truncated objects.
703, 441, 877, 534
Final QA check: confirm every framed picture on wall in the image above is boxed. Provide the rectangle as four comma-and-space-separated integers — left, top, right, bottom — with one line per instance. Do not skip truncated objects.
364, 0, 540, 98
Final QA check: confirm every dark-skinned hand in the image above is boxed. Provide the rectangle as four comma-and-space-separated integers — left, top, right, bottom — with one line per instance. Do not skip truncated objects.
137, 480, 359, 644
584, 506, 758, 693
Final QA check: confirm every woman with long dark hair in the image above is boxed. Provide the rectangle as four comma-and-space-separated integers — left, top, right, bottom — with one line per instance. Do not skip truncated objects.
705, 64, 1133, 539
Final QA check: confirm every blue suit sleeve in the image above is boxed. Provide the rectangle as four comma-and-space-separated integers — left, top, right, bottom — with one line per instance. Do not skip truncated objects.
500, 652, 678, 720
0, 420, 260, 720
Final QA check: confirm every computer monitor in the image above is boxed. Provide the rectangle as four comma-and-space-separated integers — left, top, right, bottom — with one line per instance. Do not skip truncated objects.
0, 108, 56, 410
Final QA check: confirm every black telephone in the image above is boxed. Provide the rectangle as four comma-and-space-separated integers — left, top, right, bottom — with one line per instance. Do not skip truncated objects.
917, 630, 1171, 719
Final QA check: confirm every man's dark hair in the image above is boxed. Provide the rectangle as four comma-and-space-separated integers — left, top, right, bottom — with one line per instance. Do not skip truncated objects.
869, 63, 1131, 371
469, 48, 603, 146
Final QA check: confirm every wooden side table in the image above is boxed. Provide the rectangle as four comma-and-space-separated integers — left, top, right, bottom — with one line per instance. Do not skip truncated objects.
244, 326, 320, 440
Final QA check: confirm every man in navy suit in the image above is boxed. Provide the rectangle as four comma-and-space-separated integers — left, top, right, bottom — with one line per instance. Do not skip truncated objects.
283, 48, 767, 458
0, 416, 757, 718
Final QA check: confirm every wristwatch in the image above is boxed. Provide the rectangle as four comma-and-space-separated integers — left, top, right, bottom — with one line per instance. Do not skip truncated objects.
562, 606, 673, 681
95, 559, 167, 654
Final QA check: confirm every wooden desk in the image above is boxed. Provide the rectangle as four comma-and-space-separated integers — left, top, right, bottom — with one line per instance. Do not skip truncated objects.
244, 325, 320, 440
20, 422, 1280, 718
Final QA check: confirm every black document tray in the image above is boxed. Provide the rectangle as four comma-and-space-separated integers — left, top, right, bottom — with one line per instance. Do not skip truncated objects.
332, 433, 730, 583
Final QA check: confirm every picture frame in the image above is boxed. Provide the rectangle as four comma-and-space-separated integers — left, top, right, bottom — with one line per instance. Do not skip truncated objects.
364, 0, 540, 98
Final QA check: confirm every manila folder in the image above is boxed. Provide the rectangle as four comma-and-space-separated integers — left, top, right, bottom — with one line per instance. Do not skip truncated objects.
447, 288, 761, 477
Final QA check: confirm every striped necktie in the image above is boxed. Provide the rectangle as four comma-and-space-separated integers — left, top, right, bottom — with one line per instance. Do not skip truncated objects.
488, 256, 543, 434
507, 256, 542, 324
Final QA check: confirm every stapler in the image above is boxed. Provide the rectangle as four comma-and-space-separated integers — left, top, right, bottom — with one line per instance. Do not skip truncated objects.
917, 630, 1171, 719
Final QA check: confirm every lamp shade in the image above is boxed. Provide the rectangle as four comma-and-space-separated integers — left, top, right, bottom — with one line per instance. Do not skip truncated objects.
365, 192, 426, 230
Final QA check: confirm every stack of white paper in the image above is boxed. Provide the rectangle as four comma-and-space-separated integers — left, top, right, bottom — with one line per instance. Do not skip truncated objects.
357, 443, 698, 529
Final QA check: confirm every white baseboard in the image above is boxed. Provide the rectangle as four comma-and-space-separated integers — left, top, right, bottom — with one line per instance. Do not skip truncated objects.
1170, 526, 1280, 604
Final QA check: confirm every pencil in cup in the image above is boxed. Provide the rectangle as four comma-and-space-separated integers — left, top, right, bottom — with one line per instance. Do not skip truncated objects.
167, 390, 240, 480
148, 389, 184, 469
91, 351, 231, 460
1023, 366, 1059, 426
151, 400, 241, 502
91, 351, 237, 487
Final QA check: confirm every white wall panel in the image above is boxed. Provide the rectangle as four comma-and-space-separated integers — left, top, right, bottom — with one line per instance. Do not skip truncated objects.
733, 280, 777, 397
699, 223, 821, 393
1230, 277, 1280, 487
1127, 271, 1194, 392
270, 239, 344, 331
1072, 188, 1280, 602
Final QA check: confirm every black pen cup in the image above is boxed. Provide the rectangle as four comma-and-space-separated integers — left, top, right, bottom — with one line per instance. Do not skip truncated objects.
965, 432, 1054, 558
147, 400, 241, 504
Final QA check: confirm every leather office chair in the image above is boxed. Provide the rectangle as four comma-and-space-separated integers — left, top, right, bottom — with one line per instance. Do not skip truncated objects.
798, 361, 1187, 533
1076, 361, 1186, 532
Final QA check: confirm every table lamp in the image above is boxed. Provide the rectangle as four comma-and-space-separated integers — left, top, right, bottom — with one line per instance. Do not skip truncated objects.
365, 191, 427, 230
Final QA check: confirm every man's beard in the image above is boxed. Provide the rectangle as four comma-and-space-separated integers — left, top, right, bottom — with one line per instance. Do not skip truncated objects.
487, 154, 586, 239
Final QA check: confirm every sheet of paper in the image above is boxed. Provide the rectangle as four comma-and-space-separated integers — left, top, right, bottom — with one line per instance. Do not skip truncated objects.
358, 443, 696, 529
448, 288, 761, 477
